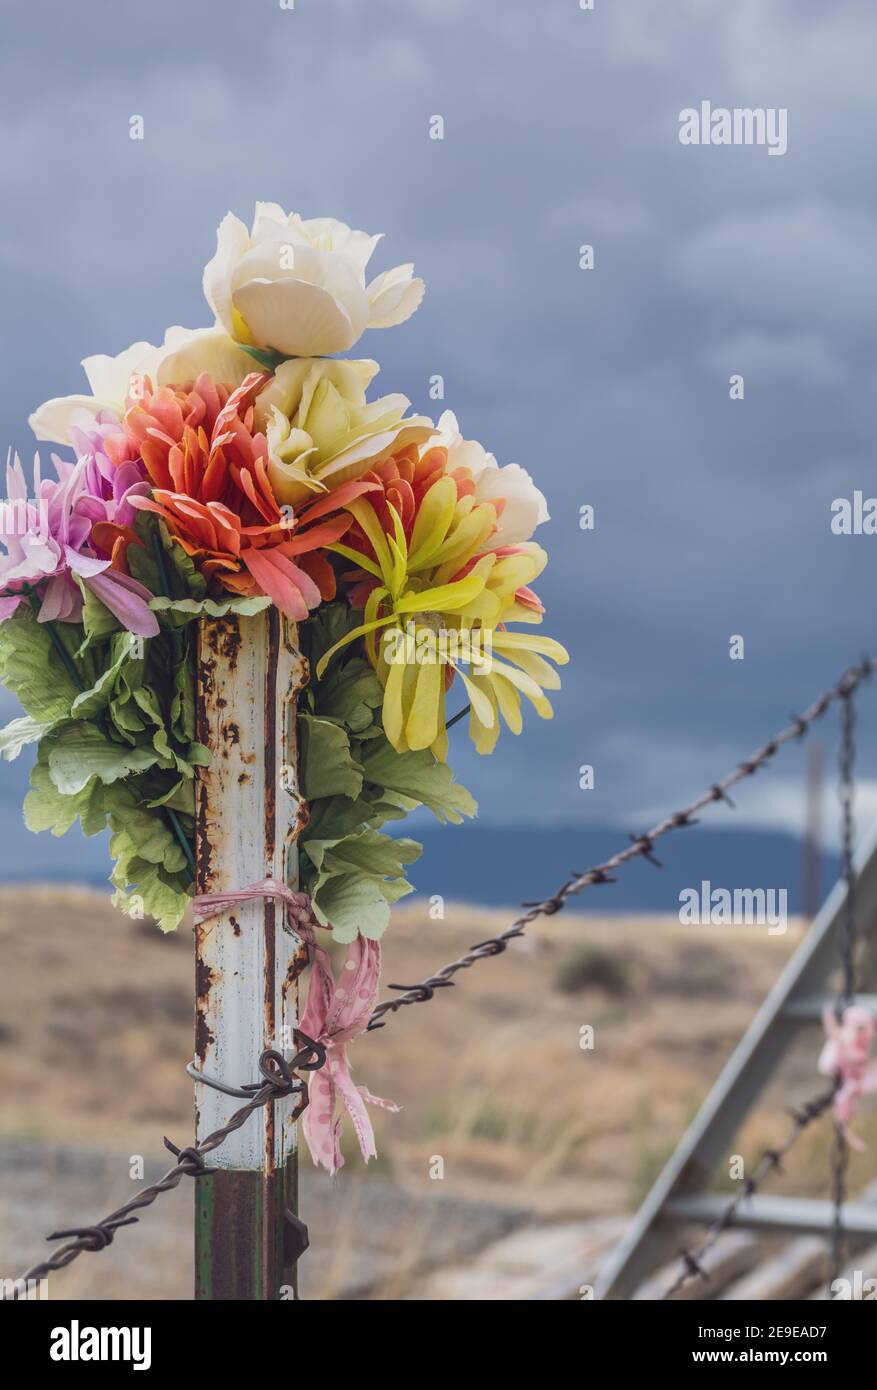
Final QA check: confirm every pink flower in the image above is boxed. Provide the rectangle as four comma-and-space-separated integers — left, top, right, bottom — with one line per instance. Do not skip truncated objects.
0, 452, 63, 616
0, 437, 158, 638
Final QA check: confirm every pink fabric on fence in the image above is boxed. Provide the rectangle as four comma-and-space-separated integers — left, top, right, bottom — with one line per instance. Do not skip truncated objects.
192, 878, 398, 1173
299, 932, 399, 1175
819, 1004, 877, 1150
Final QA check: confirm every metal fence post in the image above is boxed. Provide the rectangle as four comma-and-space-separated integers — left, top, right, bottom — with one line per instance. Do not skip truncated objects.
193, 609, 309, 1300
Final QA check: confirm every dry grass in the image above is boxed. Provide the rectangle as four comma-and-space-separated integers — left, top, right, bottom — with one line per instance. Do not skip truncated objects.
1, 887, 874, 1298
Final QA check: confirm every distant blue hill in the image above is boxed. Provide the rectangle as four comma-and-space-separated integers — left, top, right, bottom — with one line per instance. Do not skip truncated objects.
0, 777, 839, 919
404, 824, 838, 916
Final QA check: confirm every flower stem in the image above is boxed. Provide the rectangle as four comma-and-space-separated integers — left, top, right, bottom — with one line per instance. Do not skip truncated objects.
152, 527, 173, 599
446, 703, 471, 732
25, 591, 83, 691
165, 806, 197, 875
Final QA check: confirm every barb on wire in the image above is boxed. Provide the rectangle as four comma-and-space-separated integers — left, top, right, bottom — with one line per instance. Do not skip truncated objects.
5, 1036, 323, 1295
369, 655, 875, 1030
660, 1082, 839, 1300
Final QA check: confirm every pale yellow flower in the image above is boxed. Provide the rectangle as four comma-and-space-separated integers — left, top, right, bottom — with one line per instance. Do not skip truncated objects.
253, 358, 433, 507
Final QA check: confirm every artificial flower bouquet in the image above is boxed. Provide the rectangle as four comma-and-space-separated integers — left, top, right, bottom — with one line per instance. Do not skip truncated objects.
0, 205, 567, 1158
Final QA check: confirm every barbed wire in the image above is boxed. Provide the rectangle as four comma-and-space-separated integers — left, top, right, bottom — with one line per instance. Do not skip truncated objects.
659, 1082, 839, 1300
5, 1037, 324, 1295
369, 655, 874, 1029
7, 653, 875, 1297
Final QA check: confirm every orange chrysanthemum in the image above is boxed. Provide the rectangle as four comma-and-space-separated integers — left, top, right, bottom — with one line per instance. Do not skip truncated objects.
120, 372, 377, 619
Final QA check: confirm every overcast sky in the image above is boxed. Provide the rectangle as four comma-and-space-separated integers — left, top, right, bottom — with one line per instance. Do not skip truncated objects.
1, 0, 876, 878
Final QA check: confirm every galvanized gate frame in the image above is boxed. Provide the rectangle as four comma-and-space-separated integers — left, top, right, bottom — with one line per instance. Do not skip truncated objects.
193, 610, 309, 1300
596, 821, 877, 1300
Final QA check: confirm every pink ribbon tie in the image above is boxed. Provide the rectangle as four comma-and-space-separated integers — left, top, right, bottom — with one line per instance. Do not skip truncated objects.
192, 877, 315, 936
192, 878, 397, 1174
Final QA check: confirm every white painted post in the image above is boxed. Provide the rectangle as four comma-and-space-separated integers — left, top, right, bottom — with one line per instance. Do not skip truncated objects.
193, 609, 309, 1299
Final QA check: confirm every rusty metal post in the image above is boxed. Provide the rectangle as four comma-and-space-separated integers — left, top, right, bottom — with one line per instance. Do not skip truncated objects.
193, 609, 309, 1300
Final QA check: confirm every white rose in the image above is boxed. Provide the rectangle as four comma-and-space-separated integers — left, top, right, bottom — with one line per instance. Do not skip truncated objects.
431, 411, 549, 548
202, 203, 425, 359
29, 328, 256, 444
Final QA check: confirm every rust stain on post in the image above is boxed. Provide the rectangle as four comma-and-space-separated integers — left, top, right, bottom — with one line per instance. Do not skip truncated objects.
195, 955, 216, 1061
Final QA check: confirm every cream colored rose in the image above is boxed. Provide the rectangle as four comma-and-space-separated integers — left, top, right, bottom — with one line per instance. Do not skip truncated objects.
430, 411, 550, 548
255, 358, 433, 507
29, 327, 256, 445
203, 204, 425, 358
